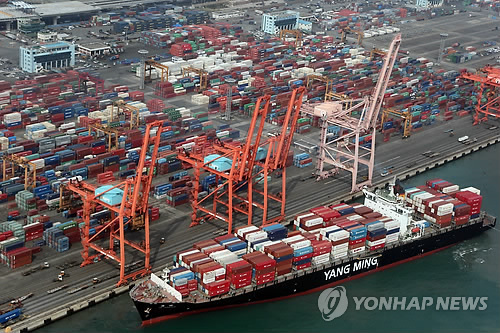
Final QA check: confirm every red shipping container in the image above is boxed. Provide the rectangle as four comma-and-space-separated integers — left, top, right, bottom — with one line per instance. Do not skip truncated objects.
295, 262, 312, 270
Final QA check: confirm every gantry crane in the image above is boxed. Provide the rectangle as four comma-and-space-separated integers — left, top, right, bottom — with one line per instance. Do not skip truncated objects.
144, 59, 169, 83
306, 74, 334, 102
279, 29, 303, 48
177, 87, 306, 233
78, 72, 105, 95
182, 66, 208, 91
2, 155, 37, 190
380, 108, 412, 138
301, 34, 401, 193
88, 124, 120, 152
65, 121, 164, 286
461, 65, 500, 125
114, 100, 141, 129
341, 27, 364, 46
370, 48, 387, 61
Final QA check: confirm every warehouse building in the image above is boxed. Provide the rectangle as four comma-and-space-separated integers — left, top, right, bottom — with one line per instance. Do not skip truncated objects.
297, 19, 313, 33
20, 41, 75, 73
415, 0, 444, 9
261, 10, 300, 35
77, 42, 111, 58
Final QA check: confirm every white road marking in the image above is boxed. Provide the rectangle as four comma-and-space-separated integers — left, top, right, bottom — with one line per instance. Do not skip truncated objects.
378, 155, 401, 165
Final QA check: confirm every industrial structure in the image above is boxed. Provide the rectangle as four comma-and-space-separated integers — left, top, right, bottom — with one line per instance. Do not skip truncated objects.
279, 29, 303, 48
341, 27, 364, 45
177, 87, 306, 232
2, 156, 37, 190
381, 108, 412, 138
301, 34, 401, 192
144, 59, 169, 84
182, 66, 208, 91
437, 33, 448, 65
64, 121, 164, 286
462, 65, 500, 125
78, 71, 105, 95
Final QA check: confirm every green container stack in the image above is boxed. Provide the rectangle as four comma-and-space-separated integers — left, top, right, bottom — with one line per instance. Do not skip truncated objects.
193, 111, 208, 122
165, 108, 182, 121
27, 214, 40, 224
243, 103, 256, 116
58, 221, 77, 231
15, 190, 36, 211
1, 222, 25, 241
210, 78, 221, 86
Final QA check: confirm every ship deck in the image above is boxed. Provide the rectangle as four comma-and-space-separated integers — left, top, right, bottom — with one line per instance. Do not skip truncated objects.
131, 212, 494, 305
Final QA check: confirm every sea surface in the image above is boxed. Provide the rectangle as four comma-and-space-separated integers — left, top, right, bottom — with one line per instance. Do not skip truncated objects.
39, 145, 500, 333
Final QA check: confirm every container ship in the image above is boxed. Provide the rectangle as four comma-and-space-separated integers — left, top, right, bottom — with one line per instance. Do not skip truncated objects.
130, 179, 496, 325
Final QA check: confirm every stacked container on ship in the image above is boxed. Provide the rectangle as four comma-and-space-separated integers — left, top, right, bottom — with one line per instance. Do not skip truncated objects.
130, 179, 496, 324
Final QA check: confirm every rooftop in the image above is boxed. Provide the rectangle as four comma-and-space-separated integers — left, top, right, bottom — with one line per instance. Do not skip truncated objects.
78, 42, 110, 50
0, 1, 99, 21
34, 1, 99, 16
0, 8, 36, 21
265, 10, 299, 17
23, 41, 73, 51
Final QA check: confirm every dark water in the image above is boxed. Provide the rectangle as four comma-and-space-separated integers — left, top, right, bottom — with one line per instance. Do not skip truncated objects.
40, 145, 500, 333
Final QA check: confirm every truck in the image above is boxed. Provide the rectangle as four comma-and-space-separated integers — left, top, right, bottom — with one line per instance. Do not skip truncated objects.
0, 308, 22, 325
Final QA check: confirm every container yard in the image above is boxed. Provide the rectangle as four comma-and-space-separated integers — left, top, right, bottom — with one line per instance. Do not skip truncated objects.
0, 0, 499, 331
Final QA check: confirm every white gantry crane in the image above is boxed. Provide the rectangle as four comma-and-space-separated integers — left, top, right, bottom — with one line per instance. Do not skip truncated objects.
301, 34, 402, 193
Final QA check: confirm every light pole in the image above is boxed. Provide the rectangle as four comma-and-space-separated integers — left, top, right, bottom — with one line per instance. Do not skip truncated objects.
138, 49, 149, 90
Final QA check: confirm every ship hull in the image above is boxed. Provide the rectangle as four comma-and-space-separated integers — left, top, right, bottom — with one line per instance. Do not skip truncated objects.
135, 217, 495, 325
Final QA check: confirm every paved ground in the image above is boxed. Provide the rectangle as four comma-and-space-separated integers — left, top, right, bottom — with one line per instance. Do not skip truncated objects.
365, 10, 500, 71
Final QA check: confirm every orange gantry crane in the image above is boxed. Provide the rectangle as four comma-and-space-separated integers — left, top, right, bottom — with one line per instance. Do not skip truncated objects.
301, 34, 401, 193
66, 120, 164, 286
177, 87, 306, 233
461, 65, 500, 125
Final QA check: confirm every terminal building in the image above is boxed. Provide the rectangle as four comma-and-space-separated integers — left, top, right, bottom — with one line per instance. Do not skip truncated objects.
20, 41, 75, 73
261, 10, 300, 35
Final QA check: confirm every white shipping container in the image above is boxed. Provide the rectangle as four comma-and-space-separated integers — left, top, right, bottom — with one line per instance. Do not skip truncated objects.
290, 240, 312, 250
246, 231, 267, 242
332, 243, 349, 251
462, 187, 480, 195
304, 217, 323, 227
332, 253, 348, 260
179, 249, 199, 262
366, 238, 386, 246
329, 230, 349, 241
236, 226, 258, 238
349, 247, 365, 255
442, 185, 459, 194
283, 235, 305, 244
